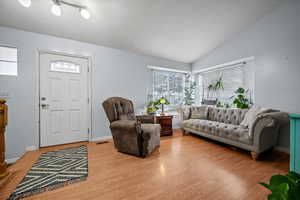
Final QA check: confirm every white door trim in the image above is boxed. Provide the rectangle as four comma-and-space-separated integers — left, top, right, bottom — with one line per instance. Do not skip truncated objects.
35, 50, 92, 149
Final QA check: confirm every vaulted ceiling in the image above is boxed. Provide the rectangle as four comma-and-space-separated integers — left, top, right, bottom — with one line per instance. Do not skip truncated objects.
0, 0, 283, 63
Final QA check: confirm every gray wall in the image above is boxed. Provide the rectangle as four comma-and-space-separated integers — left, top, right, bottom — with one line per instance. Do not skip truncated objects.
192, 0, 300, 152
0, 26, 190, 160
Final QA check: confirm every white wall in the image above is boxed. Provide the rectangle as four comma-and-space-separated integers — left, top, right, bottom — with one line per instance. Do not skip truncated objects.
0, 26, 190, 160
192, 0, 300, 152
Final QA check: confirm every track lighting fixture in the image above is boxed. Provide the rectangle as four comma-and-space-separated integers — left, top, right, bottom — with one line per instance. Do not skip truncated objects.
18, 0, 32, 8
17, 0, 91, 19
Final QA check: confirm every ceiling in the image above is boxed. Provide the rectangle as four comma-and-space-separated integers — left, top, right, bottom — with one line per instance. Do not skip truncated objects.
0, 0, 283, 63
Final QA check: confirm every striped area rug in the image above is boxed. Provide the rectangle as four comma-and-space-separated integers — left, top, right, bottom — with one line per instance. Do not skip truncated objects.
9, 145, 88, 200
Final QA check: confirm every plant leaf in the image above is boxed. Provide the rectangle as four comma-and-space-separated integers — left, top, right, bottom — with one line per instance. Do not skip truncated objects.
259, 182, 272, 191
269, 183, 289, 200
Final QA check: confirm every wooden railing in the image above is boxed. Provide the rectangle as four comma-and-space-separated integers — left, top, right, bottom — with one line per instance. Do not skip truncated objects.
0, 99, 10, 187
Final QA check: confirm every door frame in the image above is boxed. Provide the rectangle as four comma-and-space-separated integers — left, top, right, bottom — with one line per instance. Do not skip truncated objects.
35, 50, 92, 148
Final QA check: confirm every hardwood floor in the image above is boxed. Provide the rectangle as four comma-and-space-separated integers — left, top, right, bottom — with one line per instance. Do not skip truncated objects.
0, 129, 289, 200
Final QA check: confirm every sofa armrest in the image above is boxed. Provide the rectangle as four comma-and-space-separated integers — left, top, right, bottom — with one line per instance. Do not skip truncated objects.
251, 112, 289, 153
177, 106, 191, 122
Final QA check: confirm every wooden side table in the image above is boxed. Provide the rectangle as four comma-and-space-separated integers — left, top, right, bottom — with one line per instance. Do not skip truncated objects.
0, 99, 10, 188
156, 115, 173, 136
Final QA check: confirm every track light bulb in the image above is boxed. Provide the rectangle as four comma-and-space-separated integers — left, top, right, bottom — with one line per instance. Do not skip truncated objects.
80, 8, 90, 19
51, 4, 62, 16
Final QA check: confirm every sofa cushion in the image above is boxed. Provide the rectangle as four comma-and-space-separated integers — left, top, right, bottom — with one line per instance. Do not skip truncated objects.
208, 108, 248, 125
182, 119, 252, 145
190, 106, 208, 119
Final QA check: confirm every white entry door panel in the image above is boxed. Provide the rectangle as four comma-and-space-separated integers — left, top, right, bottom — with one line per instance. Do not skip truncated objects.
40, 53, 89, 147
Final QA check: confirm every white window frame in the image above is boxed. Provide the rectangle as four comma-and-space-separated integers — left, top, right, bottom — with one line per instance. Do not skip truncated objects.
148, 66, 191, 111
193, 57, 255, 105
0, 45, 18, 76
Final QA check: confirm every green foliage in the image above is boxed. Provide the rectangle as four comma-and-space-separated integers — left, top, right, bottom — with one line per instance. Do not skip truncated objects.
213, 77, 224, 91
216, 101, 231, 108
146, 97, 170, 114
184, 81, 197, 105
206, 76, 224, 99
259, 172, 300, 200
231, 87, 251, 109
146, 101, 159, 114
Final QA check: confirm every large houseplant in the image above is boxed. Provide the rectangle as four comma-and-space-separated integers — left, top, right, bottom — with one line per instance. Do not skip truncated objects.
184, 81, 197, 105
259, 172, 300, 200
231, 87, 251, 109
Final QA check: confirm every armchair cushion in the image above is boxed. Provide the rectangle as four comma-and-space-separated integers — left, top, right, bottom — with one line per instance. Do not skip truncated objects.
110, 120, 140, 132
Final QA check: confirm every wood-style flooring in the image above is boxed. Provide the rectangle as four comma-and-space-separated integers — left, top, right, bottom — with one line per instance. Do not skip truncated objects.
0, 129, 289, 200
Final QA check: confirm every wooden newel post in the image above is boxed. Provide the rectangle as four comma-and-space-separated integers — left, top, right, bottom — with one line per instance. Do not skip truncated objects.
0, 99, 10, 187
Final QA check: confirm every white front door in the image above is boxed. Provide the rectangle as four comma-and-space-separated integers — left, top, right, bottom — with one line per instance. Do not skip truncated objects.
39, 53, 89, 147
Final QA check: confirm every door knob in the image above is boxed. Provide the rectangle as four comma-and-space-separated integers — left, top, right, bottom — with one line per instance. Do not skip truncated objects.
41, 104, 49, 109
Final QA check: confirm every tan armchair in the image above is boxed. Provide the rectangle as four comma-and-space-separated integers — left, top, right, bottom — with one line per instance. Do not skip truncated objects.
102, 97, 160, 157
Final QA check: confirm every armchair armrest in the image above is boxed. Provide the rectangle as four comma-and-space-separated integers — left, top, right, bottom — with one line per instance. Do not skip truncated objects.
136, 115, 155, 124
110, 120, 143, 156
251, 112, 289, 153
177, 106, 191, 122
110, 120, 141, 134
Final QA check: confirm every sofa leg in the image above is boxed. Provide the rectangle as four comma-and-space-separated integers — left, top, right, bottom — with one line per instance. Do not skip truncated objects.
251, 152, 259, 161
182, 129, 189, 136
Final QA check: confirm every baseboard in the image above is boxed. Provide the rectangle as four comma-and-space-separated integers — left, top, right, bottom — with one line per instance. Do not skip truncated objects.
6, 157, 20, 164
26, 145, 38, 152
274, 146, 290, 154
90, 136, 112, 142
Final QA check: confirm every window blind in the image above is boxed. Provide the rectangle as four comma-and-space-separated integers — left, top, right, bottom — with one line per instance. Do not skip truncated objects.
198, 66, 244, 104
0, 46, 18, 76
152, 70, 188, 111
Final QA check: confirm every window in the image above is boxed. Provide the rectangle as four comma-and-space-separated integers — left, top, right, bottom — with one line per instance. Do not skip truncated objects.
50, 61, 80, 73
152, 70, 188, 111
198, 66, 245, 105
0, 46, 18, 76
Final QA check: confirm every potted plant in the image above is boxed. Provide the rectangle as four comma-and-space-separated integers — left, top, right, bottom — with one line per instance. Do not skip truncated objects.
184, 81, 197, 105
259, 172, 300, 200
231, 87, 251, 109
146, 101, 159, 115
156, 97, 170, 115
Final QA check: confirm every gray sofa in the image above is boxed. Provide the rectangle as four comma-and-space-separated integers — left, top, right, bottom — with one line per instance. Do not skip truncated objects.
178, 106, 289, 160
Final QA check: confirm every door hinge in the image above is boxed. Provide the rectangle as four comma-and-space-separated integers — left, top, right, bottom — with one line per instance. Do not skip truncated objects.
87, 66, 90, 72
87, 98, 90, 104
88, 128, 90, 134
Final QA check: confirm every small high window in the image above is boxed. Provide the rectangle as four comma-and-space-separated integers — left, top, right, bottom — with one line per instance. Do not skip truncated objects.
50, 61, 80, 74
0, 46, 18, 76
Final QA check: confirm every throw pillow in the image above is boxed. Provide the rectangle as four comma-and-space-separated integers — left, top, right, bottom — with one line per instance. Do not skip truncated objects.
240, 106, 271, 128
240, 106, 262, 127
190, 106, 208, 119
